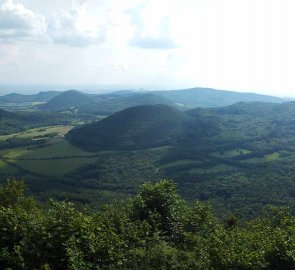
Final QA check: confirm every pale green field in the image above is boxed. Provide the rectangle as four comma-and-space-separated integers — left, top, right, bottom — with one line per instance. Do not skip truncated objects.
188, 164, 236, 174
21, 140, 94, 159
265, 152, 280, 161
0, 148, 29, 159
16, 157, 98, 176
212, 149, 251, 158
0, 125, 73, 141
0, 124, 100, 177
242, 152, 280, 164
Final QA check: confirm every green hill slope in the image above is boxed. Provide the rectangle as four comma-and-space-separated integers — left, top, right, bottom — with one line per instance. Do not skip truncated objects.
67, 104, 196, 150
68, 102, 288, 152
39, 90, 93, 111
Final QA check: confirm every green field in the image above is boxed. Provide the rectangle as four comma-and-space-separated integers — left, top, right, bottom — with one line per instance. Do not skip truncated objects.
0, 125, 72, 141
0, 148, 29, 159
242, 152, 280, 164
211, 148, 251, 158
21, 140, 95, 159
0, 160, 19, 175
0, 125, 99, 177
0, 125, 162, 179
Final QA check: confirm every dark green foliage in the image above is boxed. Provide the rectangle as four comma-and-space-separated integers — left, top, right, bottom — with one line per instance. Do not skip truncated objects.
0, 180, 294, 270
67, 103, 218, 151
131, 180, 189, 240
65, 102, 295, 217
69, 101, 294, 152
0, 108, 74, 135
3, 100, 295, 220
67, 104, 197, 150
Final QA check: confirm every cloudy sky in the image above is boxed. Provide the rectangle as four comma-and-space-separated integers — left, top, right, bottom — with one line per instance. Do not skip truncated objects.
0, 0, 295, 96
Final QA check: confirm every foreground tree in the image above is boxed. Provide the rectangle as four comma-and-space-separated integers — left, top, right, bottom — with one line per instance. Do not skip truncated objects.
0, 179, 294, 269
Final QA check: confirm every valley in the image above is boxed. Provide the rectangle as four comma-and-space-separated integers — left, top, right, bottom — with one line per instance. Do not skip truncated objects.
2, 1, 294, 267
1, 94, 295, 218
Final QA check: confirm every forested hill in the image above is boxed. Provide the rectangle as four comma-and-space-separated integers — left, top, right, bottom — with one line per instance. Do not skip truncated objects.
38, 90, 93, 110
64, 101, 295, 217
67, 104, 196, 150
15, 87, 283, 114
67, 101, 295, 152
0, 108, 41, 134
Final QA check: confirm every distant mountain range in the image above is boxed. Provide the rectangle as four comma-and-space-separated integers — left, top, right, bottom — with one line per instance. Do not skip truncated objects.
0, 87, 285, 114
154, 88, 282, 107
0, 91, 60, 103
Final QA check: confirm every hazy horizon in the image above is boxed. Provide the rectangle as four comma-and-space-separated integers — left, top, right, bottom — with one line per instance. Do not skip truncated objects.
0, 83, 294, 98
1, 0, 295, 97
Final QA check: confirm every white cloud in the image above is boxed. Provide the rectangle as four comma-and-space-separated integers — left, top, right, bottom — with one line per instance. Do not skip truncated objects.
126, 1, 179, 49
48, 1, 106, 47
0, 0, 46, 42
2, 0, 295, 96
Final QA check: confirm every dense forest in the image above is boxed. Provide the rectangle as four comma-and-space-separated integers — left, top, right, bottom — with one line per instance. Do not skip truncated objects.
1, 99, 295, 218
0, 179, 294, 269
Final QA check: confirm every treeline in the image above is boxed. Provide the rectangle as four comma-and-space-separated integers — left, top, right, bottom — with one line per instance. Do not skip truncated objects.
0, 180, 294, 269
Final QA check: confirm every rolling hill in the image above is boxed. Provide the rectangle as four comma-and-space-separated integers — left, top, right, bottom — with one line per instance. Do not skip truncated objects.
39, 90, 173, 114
64, 101, 295, 217
0, 91, 60, 103
67, 104, 196, 150
68, 101, 292, 152
155, 87, 282, 108
2, 101, 295, 218
0, 108, 73, 135
37, 87, 283, 114
38, 90, 93, 111
78, 92, 173, 115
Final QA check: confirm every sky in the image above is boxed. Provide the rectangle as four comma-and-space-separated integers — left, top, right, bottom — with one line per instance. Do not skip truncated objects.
0, 0, 295, 96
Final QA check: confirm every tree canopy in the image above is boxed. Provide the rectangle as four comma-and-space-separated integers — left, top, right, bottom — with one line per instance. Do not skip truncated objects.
0, 179, 294, 269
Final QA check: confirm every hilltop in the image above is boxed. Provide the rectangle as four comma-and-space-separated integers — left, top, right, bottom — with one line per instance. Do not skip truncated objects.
67, 104, 195, 150
68, 101, 292, 152
38, 90, 93, 111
